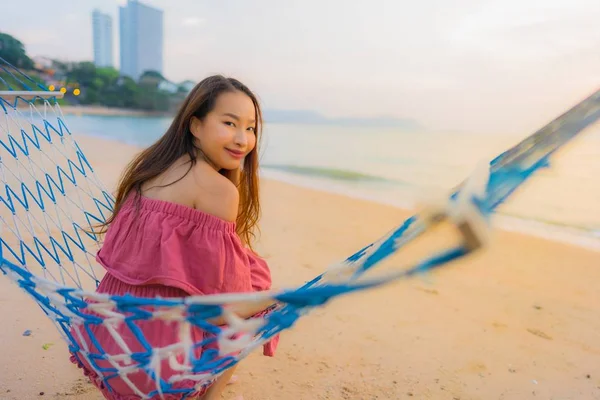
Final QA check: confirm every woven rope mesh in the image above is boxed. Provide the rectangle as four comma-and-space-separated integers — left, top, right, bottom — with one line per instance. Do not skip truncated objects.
0, 98, 225, 394
0, 89, 460, 397
2, 56, 600, 399
0, 99, 109, 288
0, 78, 382, 398
0, 61, 294, 397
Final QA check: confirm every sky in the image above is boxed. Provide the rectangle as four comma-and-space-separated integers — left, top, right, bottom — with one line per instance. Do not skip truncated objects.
1, 0, 599, 133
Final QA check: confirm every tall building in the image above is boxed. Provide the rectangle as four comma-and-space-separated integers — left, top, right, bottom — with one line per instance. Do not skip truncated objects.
119, 0, 164, 81
91, 9, 114, 68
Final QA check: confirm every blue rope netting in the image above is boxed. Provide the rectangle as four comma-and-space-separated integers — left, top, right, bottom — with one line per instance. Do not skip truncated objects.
1, 56, 599, 398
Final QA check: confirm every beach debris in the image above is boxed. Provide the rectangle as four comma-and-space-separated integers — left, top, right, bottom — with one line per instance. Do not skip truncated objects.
22, 329, 32, 336
39, 392, 44, 396
532, 380, 538, 385
416, 286, 439, 295
42, 343, 54, 350
527, 328, 552, 340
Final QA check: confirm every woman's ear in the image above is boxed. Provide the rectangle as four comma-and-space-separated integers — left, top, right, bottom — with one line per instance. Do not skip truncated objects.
189, 116, 202, 139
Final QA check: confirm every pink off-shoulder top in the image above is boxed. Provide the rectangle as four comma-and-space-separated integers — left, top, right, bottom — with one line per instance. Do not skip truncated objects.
69, 193, 278, 399
98, 193, 275, 300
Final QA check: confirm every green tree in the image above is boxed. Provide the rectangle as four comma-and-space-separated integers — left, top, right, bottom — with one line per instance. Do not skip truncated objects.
138, 70, 165, 89
0, 32, 34, 69
66, 62, 98, 87
118, 76, 141, 108
96, 67, 120, 84
140, 70, 165, 80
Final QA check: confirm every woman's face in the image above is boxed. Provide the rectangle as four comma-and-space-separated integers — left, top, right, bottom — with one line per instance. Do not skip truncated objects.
190, 90, 257, 170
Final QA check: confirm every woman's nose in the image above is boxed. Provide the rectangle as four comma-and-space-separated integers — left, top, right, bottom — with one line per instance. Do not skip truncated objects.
234, 129, 248, 147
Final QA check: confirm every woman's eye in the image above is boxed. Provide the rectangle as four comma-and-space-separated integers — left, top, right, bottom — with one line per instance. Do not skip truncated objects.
247, 127, 255, 132
224, 121, 235, 127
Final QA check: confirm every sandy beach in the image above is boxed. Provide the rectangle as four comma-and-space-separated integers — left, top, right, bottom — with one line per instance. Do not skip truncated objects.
0, 134, 599, 400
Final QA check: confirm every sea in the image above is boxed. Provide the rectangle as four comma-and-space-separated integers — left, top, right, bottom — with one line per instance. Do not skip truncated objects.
63, 114, 600, 252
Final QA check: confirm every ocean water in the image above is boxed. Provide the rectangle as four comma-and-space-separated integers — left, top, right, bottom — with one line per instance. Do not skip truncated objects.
63, 114, 600, 251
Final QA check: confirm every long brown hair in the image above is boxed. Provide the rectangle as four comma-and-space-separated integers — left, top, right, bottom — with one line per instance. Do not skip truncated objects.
95, 75, 263, 248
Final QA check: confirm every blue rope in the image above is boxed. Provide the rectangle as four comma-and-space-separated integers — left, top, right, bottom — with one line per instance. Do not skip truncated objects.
1, 56, 599, 397
0, 55, 50, 92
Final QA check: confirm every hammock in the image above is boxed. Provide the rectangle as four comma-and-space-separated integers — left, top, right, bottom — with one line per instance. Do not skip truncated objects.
1, 56, 599, 399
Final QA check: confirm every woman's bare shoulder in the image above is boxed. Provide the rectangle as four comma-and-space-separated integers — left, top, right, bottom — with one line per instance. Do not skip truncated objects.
190, 162, 239, 222
141, 157, 239, 222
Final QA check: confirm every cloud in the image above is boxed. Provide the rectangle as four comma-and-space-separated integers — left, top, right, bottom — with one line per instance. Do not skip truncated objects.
181, 17, 205, 27
63, 12, 79, 22
447, 0, 600, 59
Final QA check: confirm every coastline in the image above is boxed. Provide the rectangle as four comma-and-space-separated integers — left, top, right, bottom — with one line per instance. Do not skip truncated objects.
53, 109, 600, 252
60, 104, 172, 118
260, 167, 600, 252
32, 122, 598, 252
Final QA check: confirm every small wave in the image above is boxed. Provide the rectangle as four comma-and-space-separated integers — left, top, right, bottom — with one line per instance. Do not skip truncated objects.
261, 164, 404, 184
493, 214, 600, 252
497, 211, 599, 234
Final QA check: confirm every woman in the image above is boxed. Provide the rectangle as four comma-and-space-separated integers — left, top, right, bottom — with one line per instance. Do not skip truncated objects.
69, 75, 279, 400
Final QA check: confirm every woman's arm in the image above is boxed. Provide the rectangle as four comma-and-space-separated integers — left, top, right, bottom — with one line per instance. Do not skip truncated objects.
206, 297, 278, 326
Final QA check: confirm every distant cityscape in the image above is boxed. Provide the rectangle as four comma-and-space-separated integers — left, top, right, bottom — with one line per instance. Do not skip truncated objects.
92, 0, 163, 82
0, 2, 420, 127
0, 0, 189, 114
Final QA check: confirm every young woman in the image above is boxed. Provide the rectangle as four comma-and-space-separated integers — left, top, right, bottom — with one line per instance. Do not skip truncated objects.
69, 76, 279, 400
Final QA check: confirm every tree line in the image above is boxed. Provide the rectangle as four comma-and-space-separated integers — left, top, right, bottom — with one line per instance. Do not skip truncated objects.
0, 32, 189, 112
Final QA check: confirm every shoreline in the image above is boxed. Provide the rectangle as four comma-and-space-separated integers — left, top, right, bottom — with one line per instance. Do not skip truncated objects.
60, 105, 172, 118
260, 169, 600, 252
74, 131, 600, 252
